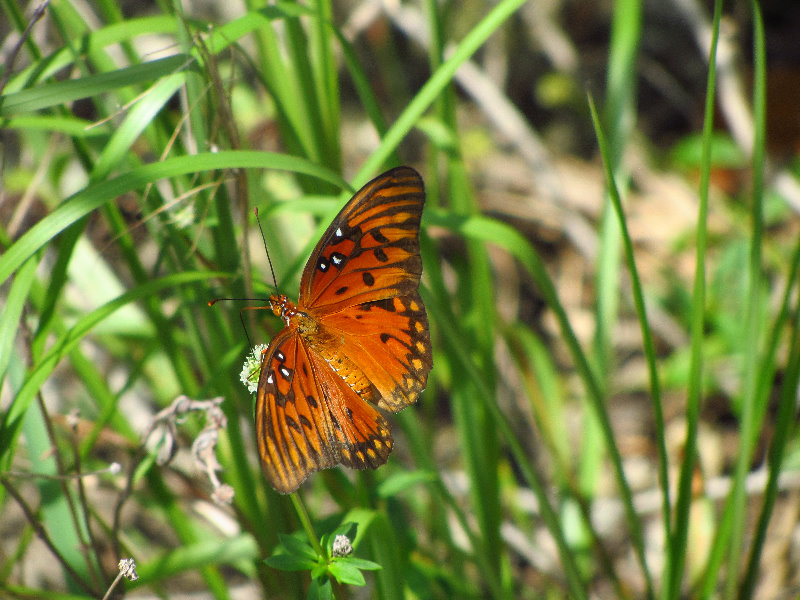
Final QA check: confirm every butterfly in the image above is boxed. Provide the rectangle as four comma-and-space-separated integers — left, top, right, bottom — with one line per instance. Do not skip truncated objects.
255, 166, 432, 494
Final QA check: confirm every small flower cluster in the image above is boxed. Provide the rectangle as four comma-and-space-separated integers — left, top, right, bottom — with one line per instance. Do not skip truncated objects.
240, 344, 267, 394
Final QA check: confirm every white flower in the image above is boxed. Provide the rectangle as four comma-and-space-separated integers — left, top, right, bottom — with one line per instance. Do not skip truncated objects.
332, 535, 352, 557
118, 558, 138, 581
240, 344, 267, 394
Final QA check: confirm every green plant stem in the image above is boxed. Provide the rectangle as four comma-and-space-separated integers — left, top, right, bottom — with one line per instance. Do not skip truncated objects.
290, 492, 325, 560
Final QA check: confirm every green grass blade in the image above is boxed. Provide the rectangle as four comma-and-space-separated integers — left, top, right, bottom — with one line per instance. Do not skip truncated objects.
353, 0, 529, 186
1, 271, 221, 449
91, 72, 186, 180
739, 238, 800, 597
589, 94, 661, 597
0, 151, 346, 286
0, 55, 193, 115
721, 2, 767, 597
667, 0, 723, 596
0, 255, 37, 386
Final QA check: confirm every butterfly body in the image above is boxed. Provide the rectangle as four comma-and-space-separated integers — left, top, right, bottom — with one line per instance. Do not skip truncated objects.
256, 167, 432, 494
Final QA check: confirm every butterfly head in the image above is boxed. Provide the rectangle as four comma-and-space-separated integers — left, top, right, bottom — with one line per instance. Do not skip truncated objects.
269, 293, 288, 320
269, 293, 301, 326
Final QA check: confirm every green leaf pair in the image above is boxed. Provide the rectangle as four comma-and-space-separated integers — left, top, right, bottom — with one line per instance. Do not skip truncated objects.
265, 523, 380, 599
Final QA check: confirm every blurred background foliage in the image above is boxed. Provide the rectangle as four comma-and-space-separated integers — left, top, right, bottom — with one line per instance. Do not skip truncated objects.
2, 0, 800, 598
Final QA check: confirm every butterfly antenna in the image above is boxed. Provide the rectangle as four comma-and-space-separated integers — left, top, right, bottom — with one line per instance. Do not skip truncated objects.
254, 207, 279, 292
208, 297, 268, 351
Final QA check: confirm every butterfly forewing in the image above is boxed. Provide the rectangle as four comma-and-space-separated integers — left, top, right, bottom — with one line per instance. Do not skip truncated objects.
299, 166, 424, 312
255, 166, 432, 494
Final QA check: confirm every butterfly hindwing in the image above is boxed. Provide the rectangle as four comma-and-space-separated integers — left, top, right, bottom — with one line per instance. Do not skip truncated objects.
318, 292, 432, 412
307, 350, 394, 470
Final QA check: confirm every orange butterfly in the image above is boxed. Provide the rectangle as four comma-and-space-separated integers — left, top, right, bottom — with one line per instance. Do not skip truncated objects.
256, 166, 432, 494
